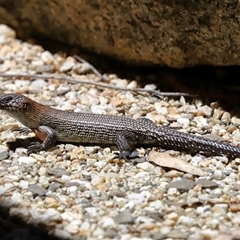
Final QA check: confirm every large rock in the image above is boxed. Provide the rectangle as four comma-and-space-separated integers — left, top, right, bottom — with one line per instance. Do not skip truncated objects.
0, 0, 239, 68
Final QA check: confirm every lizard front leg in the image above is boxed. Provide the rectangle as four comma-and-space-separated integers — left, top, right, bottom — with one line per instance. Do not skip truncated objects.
115, 131, 138, 161
27, 126, 57, 154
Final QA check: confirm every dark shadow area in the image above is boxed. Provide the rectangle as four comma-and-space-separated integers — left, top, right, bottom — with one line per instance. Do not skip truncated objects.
32, 36, 240, 113
0, 205, 61, 240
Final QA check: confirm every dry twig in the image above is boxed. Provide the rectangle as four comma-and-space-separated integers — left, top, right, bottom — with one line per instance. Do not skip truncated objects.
0, 73, 195, 98
74, 54, 107, 81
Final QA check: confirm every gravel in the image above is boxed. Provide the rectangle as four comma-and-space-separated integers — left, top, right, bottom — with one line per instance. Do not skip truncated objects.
0, 24, 240, 240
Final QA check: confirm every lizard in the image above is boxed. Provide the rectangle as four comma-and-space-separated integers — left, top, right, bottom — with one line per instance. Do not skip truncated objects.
0, 93, 240, 160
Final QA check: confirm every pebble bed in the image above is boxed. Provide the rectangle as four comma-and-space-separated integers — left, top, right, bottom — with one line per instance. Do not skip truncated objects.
0, 25, 240, 240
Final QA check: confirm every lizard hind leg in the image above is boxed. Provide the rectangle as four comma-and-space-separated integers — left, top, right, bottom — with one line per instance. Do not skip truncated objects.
115, 131, 138, 161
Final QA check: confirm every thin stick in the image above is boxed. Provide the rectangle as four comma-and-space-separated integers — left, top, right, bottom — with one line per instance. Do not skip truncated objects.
0, 73, 196, 97
74, 54, 107, 81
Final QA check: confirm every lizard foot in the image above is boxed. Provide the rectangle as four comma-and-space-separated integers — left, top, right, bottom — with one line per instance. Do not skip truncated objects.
114, 151, 140, 162
27, 142, 44, 154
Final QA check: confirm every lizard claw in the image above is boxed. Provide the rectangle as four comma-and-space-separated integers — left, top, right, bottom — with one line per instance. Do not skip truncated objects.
27, 142, 43, 154
113, 151, 135, 162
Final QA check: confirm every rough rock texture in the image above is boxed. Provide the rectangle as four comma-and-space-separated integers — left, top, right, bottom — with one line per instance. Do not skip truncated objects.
0, 0, 240, 68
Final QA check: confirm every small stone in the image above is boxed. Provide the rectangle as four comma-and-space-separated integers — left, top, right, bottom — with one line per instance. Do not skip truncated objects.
0, 145, 9, 160
230, 204, 240, 212
41, 51, 54, 63
0, 24, 16, 42
35, 65, 55, 73
64, 224, 79, 234
99, 216, 116, 228
18, 180, 29, 189
31, 154, 46, 163
3, 174, 19, 183
209, 188, 223, 198
73, 62, 91, 74
210, 102, 219, 109
193, 116, 208, 128
31, 79, 47, 89
18, 156, 37, 165
10, 192, 23, 205
28, 184, 46, 196
221, 112, 231, 123
212, 204, 228, 215
39, 167, 47, 176
54, 228, 72, 239
167, 179, 194, 191
213, 109, 223, 119
30, 208, 62, 224
222, 168, 233, 175
154, 103, 168, 115
137, 162, 155, 171
177, 215, 194, 227
177, 117, 190, 128
48, 182, 62, 192
195, 179, 218, 189
60, 60, 75, 72
167, 229, 189, 239
199, 105, 212, 117
56, 86, 70, 95
104, 228, 118, 238
231, 116, 240, 126
213, 169, 223, 180
14, 80, 31, 88
48, 167, 68, 177
114, 209, 134, 224
109, 189, 126, 198
232, 183, 240, 191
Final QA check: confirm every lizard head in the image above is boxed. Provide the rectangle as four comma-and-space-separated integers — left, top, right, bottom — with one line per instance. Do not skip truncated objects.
0, 94, 28, 111
0, 93, 41, 128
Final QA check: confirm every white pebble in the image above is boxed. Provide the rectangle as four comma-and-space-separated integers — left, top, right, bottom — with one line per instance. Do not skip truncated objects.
177, 215, 194, 227
18, 156, 37, 165
0, 24, 16, 42
137, 162, 155, 171
177, 117, 190, 128
99, 216, 116, 228
64, 223, 79, 234
213, 169, 223, 180
10, 192, 23, 204
154, 103, 168, 115
30, 208, 62, 224
41, 51, 54, 63
18, 180, 29, 189
60, 60, 75, 72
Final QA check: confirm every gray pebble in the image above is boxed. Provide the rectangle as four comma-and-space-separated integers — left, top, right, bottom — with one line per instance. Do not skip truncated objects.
114, 209, 134, 224
167, 179, 194, 191
35, 65, 55, 73
232, 183, 240, 191
109, 189, 127, 198
48, 182, 62, 192
195, 179, 218, 189
48, 167, 68, 177
28, 184, 46, 196
0, 145, 9, 160
104, 228, 118, 238
167, 229, 189, 239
